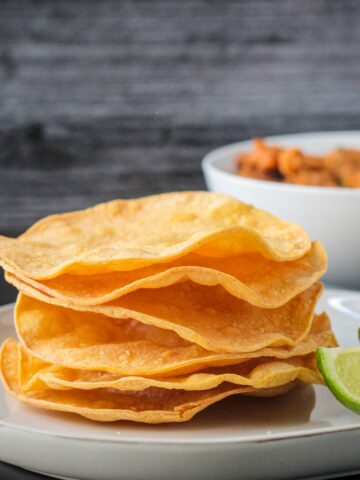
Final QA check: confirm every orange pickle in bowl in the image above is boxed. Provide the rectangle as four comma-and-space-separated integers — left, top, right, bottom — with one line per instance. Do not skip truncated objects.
236, 139, 360, 188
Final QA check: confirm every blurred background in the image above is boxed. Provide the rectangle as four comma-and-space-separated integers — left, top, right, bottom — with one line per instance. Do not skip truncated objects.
1, 0, 360, 303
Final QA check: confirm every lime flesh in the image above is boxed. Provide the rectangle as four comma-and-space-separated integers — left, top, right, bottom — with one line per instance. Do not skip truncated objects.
316, 347, 360, 415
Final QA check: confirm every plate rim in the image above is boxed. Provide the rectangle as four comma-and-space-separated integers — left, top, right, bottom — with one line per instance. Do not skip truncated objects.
1, 414, 360, 446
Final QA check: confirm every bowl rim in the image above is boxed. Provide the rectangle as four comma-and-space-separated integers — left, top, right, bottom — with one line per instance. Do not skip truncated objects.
202, 131, 360, 196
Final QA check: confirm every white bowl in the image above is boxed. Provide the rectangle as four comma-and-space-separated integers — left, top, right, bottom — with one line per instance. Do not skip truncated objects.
202, 131, 360, 289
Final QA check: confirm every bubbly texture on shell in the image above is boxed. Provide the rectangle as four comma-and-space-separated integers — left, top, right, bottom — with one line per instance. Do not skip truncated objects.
14, 294, 335, 376
13, 339, 322, 393
4, 241, 326, 309
13, 282, 323, 354
0, 192, 311, 280
0, 339, 299, 423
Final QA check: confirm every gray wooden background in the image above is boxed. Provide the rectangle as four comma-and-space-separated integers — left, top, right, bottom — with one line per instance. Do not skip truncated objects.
1, 0, 360, 305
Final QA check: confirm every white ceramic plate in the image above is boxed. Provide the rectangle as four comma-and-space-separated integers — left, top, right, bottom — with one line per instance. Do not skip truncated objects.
1, 288, 360, 480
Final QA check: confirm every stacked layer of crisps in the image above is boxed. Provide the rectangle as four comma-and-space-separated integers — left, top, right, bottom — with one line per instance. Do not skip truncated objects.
0, 192, 336, 423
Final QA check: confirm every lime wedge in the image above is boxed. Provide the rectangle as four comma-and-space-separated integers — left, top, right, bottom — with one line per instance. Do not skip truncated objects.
316, 347, 360, 414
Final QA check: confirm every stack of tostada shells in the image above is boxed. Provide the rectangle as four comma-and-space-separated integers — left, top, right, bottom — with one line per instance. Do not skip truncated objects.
0, 192, 336, 423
